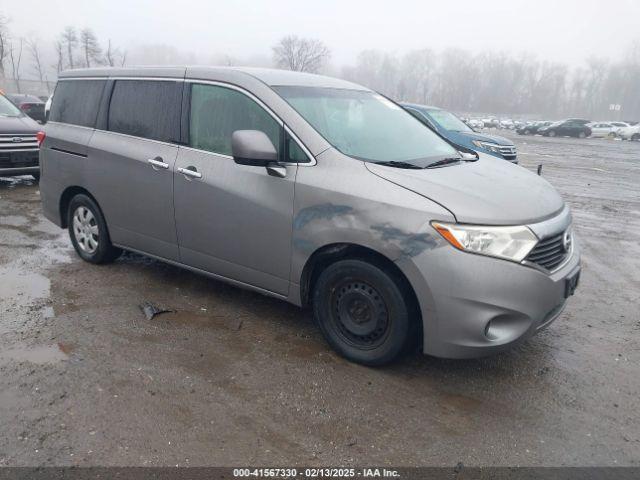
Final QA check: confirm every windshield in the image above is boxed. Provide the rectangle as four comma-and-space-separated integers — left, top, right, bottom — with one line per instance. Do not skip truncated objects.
0, 95, 22, 117
424, 109, 473, 132
273, 86, 459, 167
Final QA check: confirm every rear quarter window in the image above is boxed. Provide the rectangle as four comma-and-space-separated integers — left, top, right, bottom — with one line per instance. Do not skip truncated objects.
49, 80, 106, 128
107, 80, 182, 143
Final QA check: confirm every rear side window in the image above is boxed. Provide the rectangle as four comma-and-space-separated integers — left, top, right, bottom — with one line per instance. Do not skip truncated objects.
49, 80, 106, 127
108, 80, 182, 143
189, 83, 281, 157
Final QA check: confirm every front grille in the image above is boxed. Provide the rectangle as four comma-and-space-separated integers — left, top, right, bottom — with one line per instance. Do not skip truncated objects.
0, 134, 39, 168
526, 231, 570, 271
497, 145, 517, 160
0, 134, 39, 151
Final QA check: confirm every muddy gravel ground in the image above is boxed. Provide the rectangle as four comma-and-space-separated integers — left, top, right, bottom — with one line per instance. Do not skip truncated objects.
0, 133, 638, 467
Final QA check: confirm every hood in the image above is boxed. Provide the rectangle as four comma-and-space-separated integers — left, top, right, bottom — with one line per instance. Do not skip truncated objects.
0, 115, 40, 134
365, 154, 564, 225
449, 130, 513, 146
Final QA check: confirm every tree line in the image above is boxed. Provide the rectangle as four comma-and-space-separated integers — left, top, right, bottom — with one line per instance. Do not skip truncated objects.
1, 13, 638, 120
0, 13, 126, 93
274, 36, 640, 120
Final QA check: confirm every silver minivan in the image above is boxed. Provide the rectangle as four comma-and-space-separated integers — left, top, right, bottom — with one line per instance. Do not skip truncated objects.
39, 67, 581, 365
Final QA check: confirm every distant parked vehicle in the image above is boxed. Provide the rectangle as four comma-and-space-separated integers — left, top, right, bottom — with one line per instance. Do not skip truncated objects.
538, 119, 592, 138
5, 94, 46, 123
618, 124, 640, 141
517, 121, 552, 135
499, 119, 515, 129
482, 118, 499, 128
402, 103, 518, 162
468, 118, 484, 130
588, 122, 620, 138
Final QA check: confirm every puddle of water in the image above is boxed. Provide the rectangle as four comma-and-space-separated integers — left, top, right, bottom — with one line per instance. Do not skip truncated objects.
0, 344, 68, 364
0, 267, 50, 302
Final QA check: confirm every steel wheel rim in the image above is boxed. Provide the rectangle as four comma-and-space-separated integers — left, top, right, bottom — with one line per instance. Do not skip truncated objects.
329, 280, 390, 349
72, 206, 99, 254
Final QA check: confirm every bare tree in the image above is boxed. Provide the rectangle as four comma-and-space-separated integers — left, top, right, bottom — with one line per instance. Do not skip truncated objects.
80, 28, 102, 67
104, 39, 115, 66
8, 37, 22, 92
272, 35, 330, 73
25, 37, 45, 81
0, 13, 10, 77
60, 26, 78, 69
399, 49, 436, 103
54, 40, 64, 73
105, 39, 126, 67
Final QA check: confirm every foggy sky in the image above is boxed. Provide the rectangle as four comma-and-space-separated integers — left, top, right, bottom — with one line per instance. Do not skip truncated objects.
4, 0, 640, 67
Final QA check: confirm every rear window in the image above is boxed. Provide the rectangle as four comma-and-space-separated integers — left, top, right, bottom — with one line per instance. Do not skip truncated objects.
49, 80, 106, 127
107, 80, 181, 143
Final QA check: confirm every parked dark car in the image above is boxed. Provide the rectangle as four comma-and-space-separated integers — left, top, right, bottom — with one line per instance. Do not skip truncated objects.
402, 103, 518, 162
5, 93, 46, 123
516, 121, 552, 135
538, 119, 592, 138
0, 94, 41, 180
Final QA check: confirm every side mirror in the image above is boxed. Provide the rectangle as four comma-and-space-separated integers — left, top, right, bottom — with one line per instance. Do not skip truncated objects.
231, 130, 278, 167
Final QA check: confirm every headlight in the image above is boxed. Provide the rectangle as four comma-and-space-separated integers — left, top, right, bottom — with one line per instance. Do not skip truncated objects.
471, 140, 502, 153
432, 222, 539, 262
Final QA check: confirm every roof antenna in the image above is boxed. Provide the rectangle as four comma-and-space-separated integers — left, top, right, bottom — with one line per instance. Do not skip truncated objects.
537, 164, 543, 176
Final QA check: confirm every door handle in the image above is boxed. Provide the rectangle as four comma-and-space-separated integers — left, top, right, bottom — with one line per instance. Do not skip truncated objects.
148, 157, 169, 169
178, 166, 202, 179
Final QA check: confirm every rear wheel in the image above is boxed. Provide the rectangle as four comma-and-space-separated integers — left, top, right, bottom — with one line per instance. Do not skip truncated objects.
312, 259, 417, 366
578, 131, 586, 139
632, 133, 640, 141
68, 194, 121, 264
524, 129, 531, 135
547, 130, 556, 137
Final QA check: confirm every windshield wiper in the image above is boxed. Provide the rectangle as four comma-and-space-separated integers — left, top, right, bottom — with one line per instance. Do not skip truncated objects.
425, 157, 463, 169
373, 160, 423, 169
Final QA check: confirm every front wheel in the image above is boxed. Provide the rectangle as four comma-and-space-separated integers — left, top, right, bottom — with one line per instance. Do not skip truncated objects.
632, 134, 640, 142
578, 131, 586, 139
68, 194, 122, 264
547, 130, 556, 137
312, 259, 417, 366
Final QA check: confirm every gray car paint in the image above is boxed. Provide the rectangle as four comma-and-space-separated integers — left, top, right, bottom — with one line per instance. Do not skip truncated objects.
40, 66, 580, 359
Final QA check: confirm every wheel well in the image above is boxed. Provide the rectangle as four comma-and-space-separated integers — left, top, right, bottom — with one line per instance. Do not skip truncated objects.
300, 243, 422, 328
59, 186, 96, 228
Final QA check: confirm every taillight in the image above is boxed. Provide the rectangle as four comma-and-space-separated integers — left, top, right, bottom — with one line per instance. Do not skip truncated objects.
36, 131, 46, 147
20, 104, 30, 110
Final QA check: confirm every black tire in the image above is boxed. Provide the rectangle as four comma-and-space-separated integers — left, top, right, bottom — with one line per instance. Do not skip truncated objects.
312, 259, 417, 366
547, 130, 556, 137
578, 131, 586, 139
524, 130, 531, 135
632, 134, 640, 142
67, 194, 121, 264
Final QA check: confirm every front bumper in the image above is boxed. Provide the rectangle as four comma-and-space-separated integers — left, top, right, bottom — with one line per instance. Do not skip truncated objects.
396, 223, 580, 359
0, 149, 40, 177
483, 147, 518, 164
